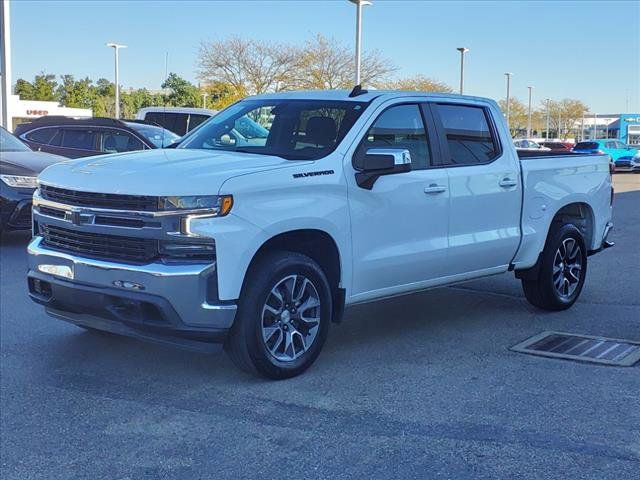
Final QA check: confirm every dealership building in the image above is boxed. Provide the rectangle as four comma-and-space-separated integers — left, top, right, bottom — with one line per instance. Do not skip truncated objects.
4, 94, 92, 132
583, 113, 640, 145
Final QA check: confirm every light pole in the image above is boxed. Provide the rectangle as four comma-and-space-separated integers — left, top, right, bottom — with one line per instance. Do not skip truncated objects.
457, 47, 469, 94
349, 0, 372, 86
545, 99, 551, 140
526, 86, 533, 138
201, 93, 208, 108
504, 73, 513, 134
106, 42, 127, 119
0, 0, 12, 129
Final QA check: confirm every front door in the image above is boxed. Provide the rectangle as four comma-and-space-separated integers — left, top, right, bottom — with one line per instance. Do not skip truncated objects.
348, 103, 450, 300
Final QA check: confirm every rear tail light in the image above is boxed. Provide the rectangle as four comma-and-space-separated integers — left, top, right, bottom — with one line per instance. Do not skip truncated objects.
595, 150, 605, 155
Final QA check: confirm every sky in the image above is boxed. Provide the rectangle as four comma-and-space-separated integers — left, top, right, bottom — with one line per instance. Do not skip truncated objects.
8, 0, 640, 113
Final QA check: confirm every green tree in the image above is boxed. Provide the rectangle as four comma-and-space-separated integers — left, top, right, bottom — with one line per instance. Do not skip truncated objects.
14, 79, 35, 100
32, 73, 58, 101
121, 88, 165, 119
56, 75, 96, 109
161, 73, 200, 107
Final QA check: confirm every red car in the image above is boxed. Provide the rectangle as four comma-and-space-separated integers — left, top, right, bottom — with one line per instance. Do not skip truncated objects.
539, 141, 574, 152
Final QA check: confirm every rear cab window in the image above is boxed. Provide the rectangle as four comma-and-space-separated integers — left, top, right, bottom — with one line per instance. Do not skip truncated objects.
433, 103, 500, 165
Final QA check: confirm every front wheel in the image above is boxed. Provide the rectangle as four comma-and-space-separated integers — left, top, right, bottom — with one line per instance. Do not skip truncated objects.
521, 223, 588, 311
224, 251, 332, 379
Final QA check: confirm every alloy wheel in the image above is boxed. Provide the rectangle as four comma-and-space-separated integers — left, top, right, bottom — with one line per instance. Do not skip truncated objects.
261, 274, 321, 362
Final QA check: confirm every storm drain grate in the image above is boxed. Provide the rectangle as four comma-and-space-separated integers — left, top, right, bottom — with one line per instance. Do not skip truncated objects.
511, 331, 640, 366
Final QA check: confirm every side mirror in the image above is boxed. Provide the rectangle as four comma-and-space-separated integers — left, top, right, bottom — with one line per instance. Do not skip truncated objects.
355, 148, 412, 190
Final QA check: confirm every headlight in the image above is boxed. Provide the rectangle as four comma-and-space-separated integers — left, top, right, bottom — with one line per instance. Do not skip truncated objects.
0, 175, 38, 189
633, 152, 640, 161
158, 195, 233, 214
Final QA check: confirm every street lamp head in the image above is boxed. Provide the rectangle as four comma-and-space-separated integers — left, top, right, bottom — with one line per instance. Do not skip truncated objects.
106, 43, 127, 49
504, 72, 513, 77
349, 0, 372, 5
457, 47, 469, 53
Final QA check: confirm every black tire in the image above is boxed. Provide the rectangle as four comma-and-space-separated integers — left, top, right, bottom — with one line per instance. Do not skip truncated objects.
521, 223, 588, 311
224, 251, 332, 379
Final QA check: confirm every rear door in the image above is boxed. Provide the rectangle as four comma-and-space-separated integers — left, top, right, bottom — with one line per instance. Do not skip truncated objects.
430, 102, 521, 275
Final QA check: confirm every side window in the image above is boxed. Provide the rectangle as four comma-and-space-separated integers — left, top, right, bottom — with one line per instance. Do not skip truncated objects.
101, 129, 144, 153
61, 129, 98, 151
435, 104, 499, 165
145, 112, 188, 136
357, 104, 430, 170
188, 114, 210, 132
25, 128, 61, 146
605, 141, 615, 149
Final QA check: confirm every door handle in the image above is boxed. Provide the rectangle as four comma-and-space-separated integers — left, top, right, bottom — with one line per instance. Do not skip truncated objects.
499, 177, 518, 188
424, 184, 447, 194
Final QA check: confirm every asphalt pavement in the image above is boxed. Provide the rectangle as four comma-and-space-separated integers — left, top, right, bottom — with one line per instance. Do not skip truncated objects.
1, 175, 639, 480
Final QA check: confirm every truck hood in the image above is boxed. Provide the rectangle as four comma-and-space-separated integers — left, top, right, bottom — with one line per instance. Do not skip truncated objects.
38, 149, 308, 196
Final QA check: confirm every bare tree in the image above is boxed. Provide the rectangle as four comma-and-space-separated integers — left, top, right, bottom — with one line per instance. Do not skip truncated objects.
539, 99, 589, 139
379, 74, 452, 93
198, 36, 302, 95
198, 34, 396, 94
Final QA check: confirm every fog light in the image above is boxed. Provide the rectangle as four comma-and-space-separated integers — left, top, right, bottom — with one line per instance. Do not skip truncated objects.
159, 240, 216, 261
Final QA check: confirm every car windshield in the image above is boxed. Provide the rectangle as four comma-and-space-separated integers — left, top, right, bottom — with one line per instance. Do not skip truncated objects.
178, 99, 368, 160
128, 123, 180, 148
0, 127, 31, 152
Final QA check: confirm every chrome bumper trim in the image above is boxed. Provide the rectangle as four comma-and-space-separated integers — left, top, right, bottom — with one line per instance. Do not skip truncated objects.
27, 236, 236, 329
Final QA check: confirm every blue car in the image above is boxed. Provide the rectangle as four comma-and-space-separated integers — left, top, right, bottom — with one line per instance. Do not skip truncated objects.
572, 139, 640, 172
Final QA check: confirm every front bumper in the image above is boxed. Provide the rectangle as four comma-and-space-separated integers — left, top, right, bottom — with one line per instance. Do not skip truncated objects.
0, 186, 34, 231
614, 158, 640, 172
27, 236, 236, 347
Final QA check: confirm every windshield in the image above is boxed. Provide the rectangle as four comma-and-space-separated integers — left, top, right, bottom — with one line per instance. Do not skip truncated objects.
0, 127, 31, 152
179, 99, 368, 160
128, 123, 181, 148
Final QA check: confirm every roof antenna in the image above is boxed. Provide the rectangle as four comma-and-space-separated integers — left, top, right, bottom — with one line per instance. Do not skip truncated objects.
349, 84, 368, 98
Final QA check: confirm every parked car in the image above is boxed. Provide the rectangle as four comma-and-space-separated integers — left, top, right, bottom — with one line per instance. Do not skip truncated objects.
14, 117, 180, 159
539, 141, 574, 152
0, 127, 66, 232
136, 107, 217, 136
27, 90, 614, 379
513, 139, 551, 151
572, 139, 640, 172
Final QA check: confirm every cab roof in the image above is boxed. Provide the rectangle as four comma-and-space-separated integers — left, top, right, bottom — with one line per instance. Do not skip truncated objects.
249, 89, 495, 105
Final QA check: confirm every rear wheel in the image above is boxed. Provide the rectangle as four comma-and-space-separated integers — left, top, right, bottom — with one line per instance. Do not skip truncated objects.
224, 251, 332, 379
521, 224, 587, 311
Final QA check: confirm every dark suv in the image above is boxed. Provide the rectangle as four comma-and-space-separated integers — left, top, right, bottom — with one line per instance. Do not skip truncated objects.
14, 117, 180, 159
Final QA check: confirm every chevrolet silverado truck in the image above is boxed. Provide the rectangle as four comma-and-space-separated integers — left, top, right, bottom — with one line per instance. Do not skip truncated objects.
27, 89, 614, 379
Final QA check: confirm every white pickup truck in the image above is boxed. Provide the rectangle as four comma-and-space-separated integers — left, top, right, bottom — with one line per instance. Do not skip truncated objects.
27, 89, 614, 378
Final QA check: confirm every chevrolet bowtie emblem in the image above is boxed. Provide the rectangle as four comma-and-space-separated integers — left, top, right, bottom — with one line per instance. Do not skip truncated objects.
64, 210, 82, 225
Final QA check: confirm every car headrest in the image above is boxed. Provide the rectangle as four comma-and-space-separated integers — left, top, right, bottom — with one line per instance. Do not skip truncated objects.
305, 116, 337, 147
